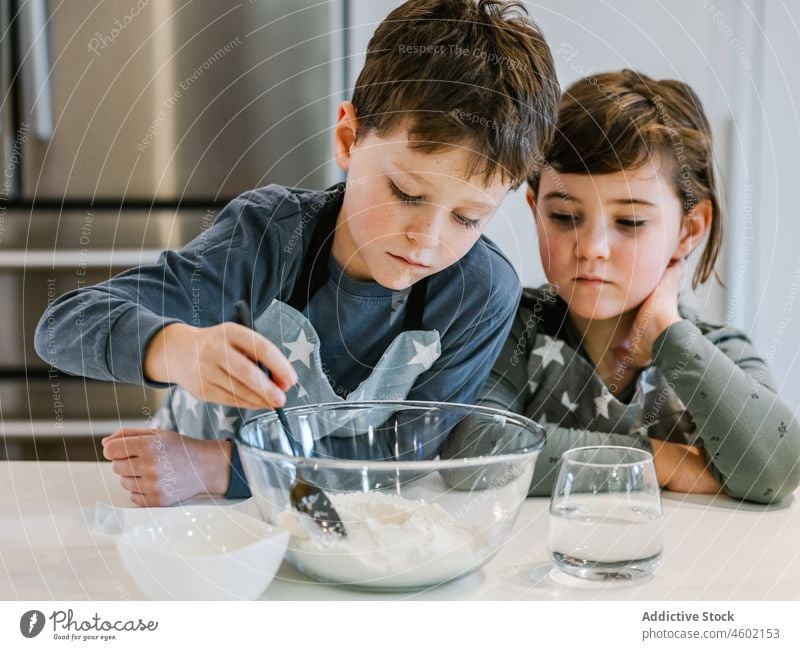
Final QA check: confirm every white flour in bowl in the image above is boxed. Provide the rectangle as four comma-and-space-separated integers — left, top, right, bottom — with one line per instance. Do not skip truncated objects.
279, 491, 487, 589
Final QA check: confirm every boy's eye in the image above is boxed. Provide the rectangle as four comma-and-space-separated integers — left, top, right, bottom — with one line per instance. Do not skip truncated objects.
389, 180, 422, 204
452, 212, 481, 230
618, 219, 647, 230
549, 212, 578, 226
389, 179, 481, 229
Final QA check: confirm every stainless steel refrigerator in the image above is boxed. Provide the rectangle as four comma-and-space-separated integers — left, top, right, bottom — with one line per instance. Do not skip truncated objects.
0, 0, 346, 455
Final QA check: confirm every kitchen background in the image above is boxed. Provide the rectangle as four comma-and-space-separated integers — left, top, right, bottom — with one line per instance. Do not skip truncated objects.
1, 0, 797, 460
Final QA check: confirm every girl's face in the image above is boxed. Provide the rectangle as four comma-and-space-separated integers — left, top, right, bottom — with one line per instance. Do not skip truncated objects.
530, 158, 688, 321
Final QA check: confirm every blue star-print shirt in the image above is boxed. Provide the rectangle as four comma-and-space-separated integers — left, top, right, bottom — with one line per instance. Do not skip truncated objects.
35, 183, 521, 491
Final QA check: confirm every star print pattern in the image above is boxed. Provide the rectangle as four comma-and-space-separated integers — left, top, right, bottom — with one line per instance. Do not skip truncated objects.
594, 387, 614, 419
532, 337, 566, 369
156, 298, 442, 446
284, 329, 315, 369
521, 327, 698, 443
171, 386, 184, 412
408, 339, 439, 369
150, 406, 174, 430
214, 405, 239, 434
181, 389, 201, 416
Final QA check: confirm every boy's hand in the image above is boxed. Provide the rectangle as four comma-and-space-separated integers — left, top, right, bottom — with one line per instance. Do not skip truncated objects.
144, 322, 298, 409
615, 258, 686, 369
101, 427, 232, 507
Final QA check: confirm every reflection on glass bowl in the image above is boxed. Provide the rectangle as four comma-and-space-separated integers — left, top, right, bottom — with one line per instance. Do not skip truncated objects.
236, 400, 545, 591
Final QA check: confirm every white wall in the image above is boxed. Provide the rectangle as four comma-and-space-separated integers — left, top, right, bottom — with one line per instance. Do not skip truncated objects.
346, 0, 800, 402
752, 1, 800, 405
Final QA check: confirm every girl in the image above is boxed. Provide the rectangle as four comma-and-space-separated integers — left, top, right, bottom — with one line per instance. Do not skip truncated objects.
442, 70, 800, 504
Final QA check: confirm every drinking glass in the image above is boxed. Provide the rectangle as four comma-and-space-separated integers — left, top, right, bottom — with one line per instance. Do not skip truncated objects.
547, 445, 663, 581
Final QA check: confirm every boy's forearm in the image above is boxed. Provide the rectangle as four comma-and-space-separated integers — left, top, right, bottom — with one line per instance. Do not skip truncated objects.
651, 438, 722, 494
143, 322, 192, 384
202, 439, 234, 496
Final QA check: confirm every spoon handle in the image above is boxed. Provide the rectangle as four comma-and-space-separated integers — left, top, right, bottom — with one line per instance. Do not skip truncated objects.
233, 300, 346, 538
233, 300, 294, 438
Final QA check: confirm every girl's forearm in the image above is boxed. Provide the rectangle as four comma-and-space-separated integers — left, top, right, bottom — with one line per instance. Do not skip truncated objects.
653, 319, 800, 502
650, 438, 722, 494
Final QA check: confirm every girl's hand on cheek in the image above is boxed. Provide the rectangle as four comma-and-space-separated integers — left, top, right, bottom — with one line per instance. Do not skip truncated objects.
619, 258, 686, 369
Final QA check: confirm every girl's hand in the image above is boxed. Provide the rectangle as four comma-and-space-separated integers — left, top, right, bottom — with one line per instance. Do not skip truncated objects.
101, 427, 232, 507
144, 322, 297, 409
650, 438, 723, 494
616, 258, 686, 369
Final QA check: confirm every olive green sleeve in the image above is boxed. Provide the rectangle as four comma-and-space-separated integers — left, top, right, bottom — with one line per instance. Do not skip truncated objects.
652, 319, 800, 504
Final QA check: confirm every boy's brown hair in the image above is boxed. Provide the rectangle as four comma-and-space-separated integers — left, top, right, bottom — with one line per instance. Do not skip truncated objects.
351, 0, 559, 189
529, 69, 722, 288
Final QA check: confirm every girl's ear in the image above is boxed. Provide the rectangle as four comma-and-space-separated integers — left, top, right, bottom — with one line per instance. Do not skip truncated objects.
333, 101, 360, 172
674, 199, 712, 261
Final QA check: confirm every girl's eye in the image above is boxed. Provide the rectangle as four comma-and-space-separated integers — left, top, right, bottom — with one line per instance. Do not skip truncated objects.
389, 180, 421, 204
452, 212, 481, 230
618, 219, 647, 230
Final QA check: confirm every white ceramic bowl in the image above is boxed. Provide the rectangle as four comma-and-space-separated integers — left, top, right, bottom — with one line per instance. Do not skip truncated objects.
115, 506, 288, 600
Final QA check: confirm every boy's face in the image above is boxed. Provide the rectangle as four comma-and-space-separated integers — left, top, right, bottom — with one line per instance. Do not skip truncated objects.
529, 158, 689, 322
332, 105, 511, 290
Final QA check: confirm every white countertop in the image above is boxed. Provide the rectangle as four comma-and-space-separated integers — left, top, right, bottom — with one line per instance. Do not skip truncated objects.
1, 461, 798, 600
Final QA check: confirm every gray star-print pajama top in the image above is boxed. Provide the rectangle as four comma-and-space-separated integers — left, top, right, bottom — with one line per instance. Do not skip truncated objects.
441, 285, 800, 504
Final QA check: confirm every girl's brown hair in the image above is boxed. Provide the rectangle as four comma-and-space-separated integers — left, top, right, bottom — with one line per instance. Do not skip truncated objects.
529, 70, 722, 288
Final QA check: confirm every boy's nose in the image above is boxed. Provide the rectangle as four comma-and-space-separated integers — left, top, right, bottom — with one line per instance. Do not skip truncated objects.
575, 222, 610, 260
405, 211, 444, 248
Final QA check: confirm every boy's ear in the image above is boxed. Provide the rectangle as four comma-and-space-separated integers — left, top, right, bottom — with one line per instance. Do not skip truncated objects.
334, 101, 360, 172
525, 186, 539, 218
674, 199, 712, 261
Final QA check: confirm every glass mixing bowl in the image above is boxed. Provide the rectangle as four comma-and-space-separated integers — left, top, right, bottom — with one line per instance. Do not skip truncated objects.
236, 400, 544, 591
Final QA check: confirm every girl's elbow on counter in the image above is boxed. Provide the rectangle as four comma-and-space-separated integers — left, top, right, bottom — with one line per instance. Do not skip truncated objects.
718, 415, 800, 504
724, 447, 800, 505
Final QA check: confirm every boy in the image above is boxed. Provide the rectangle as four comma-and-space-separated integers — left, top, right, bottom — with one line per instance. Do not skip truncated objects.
36, 0, 559, 506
